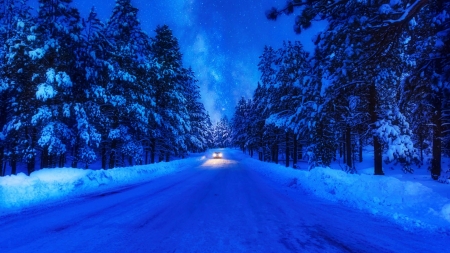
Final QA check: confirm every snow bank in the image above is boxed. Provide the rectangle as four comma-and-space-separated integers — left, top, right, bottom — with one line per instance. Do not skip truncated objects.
243, 158, 450, 232
0, 155, 206, 211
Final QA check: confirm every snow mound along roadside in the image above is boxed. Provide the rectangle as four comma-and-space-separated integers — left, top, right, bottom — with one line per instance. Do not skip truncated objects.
0, 155, 206, 211
243, 158, 450, 232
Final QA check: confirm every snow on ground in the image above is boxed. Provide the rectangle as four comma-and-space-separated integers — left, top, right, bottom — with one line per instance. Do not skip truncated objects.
239, 147, 450, 233
333, 145, 450, 199
0, 154, 206, 213
1, 146, 449, 234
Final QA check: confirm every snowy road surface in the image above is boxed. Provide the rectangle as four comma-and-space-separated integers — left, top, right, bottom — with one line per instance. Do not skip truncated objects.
1, 151, 448, 253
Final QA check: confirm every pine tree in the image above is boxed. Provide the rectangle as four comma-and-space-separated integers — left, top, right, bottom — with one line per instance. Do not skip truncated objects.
0, 0, 211, 175
183, 67, 209, 153
258, 45, 277, 87
213, 117, 232, 148
402, 0, 450, 179
73, 7, 110, 169
149, 25, 189, 162
204, 113, 214, 149
267, 41, 312, 167
257, 45, 281, 163
266, 0, 424, 175
1, 0, 39, 174
29, 0, 84, 169
104, 0, 152, 167
251, 83, 269, 161
232, 97, 249, 152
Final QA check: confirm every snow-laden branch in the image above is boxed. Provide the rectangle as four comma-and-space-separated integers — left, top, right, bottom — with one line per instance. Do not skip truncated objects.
382, 0, 429, 25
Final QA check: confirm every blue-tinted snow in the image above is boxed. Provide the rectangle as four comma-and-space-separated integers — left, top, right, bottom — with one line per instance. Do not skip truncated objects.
244, 157, 450, 232
0, 155, 207, 211
1, 148, 449, 234
0, 148, 449, 253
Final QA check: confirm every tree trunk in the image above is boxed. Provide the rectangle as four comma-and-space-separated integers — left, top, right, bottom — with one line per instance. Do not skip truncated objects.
27, 158, 35, 175
109, 141, 116, 169
72, 144, 78, 168
431, 98, 442, 180
41, 148, 49, 169
275, 144, 279, 164
260, 133, 263, 161
419, 131, 424, 163
293, 137, 298, 168
346, 125, 352, 169
374, 136, 384, 175
370, 83, 384, 175
59, 154, 65, 168
11, 159, 17, 175
54, 155, 58, 168
2, 161, 6, 177
0, 95, 6, 176
40, 150, 44, 169
49, 154, 55, 168
0, 147, 4, 176
299, 143, 303, 160
151, 139, 156, 164
159, 152, 164, 162
285, 132, 290, 168
359, 135, 363, 163
27, 127, 36, 175
102, 144, 107, 169
271, 144, 275, 162
165, 152, 170, 162
343, 132, 346, 164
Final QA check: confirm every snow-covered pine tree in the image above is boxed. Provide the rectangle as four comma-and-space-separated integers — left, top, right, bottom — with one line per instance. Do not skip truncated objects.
204, 113, 214, 149
251, 83, 269, 161
311, 20, 414, 173
267, 0, 421, 175
232, 97, 249, 152
30, 0, 84, 169
213, 117, 232, 148
257, 45, 281, 163
71, 7, 113, 169
266, 41, 312, 168
182, 67, 209, 153
244, 98, 260, 157
258, 45, 277, 88
0, 0, 38, 175
104, 0, 152, 167
149, 25, 189, 162
402, 0, 450, 179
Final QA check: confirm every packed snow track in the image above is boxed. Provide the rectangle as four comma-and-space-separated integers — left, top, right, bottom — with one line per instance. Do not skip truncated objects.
0, 150, 447, 252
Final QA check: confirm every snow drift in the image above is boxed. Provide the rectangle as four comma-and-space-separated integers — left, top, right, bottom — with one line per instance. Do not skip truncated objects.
242, 157, 450, 232
0, 155, 206, 211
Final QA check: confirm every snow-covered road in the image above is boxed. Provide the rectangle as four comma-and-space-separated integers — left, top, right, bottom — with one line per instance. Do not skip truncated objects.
0, 150, 447, 252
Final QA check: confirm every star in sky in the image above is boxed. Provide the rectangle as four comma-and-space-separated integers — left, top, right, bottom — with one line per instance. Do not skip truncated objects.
30, 0, 324, 123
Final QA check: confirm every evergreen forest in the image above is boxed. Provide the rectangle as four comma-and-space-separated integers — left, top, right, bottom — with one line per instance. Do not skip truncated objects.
0, 0, 214, 175
231, 0, 449, 181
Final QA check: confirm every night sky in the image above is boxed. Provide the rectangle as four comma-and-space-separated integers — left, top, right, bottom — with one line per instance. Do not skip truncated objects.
31, 0, 325, 123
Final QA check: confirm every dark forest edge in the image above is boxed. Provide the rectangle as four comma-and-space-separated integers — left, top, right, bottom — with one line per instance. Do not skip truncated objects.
0, 0, 218, 176
230, 0, 449, 182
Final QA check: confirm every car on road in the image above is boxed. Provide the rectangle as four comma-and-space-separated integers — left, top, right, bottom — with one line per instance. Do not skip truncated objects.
212, 151, 223, 159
